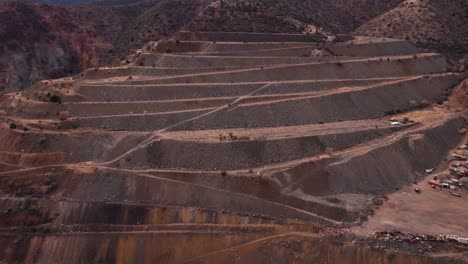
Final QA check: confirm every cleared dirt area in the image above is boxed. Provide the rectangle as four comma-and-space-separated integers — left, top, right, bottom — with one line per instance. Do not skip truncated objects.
354, 136, 468, 237
0, 32, 466, 263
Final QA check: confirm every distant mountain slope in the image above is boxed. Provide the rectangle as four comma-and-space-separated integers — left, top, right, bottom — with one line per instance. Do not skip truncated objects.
0, 0, 407, 93
357, 0, 468, 65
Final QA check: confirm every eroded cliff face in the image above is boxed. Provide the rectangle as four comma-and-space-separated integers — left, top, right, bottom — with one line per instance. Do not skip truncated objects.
0, 1, 123, 94
1, 42, 98, 93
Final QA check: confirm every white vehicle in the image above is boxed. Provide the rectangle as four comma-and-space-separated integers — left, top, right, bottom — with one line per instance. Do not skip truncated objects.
425, 168, 435, 174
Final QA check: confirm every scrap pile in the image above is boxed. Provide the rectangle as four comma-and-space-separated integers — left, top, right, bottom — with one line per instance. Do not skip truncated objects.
427, 142, 468, 197
375, 230, 468, 245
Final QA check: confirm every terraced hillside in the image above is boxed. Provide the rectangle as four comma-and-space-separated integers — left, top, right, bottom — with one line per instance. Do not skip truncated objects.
0, 32, 467, 263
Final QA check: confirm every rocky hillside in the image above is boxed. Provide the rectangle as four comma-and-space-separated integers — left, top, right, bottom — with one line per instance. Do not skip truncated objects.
188, 0, 402, 33
358, 0, 468, 67
0, 1, 127, 93
0, 0, 428, 93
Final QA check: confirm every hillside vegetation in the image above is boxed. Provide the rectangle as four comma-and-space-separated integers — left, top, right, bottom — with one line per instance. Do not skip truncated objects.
358, 0, 468, 66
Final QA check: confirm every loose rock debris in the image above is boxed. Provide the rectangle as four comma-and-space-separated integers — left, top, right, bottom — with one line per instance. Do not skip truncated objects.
375, 230, 468, 245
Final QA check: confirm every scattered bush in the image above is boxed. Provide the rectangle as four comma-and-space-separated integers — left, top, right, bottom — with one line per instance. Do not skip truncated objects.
228, 132, 238, 140
49, 94, 61, 103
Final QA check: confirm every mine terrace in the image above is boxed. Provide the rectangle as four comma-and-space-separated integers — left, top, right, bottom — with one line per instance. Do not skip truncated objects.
0, 31, 467, 263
